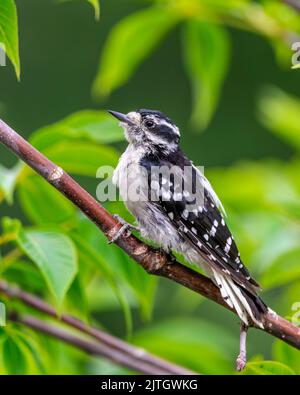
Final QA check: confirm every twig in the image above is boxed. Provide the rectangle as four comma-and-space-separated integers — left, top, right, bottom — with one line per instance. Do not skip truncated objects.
0, 280, 194, 375
9, 312, 175, 375
0, 119, 300, 352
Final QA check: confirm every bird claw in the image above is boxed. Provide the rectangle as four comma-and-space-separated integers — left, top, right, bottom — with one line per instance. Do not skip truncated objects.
236, 353, 246, 371
108, 223, 131, 244
112, 214, 127, 225
158, 247, 177, 263
167, 251, 177, 263
108, 215, 139, 244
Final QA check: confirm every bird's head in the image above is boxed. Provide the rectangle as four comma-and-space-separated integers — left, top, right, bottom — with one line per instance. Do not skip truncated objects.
108, 109, 180, 152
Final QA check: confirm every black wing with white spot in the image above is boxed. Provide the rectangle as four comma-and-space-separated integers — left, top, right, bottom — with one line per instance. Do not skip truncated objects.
164, 189, 259, 291
140, 150, 260, 294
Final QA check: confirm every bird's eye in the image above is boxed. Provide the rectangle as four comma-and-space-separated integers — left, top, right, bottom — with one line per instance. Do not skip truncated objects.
145, 120, 155, 129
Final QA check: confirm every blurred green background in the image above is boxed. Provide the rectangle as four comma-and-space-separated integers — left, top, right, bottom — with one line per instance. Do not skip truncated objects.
0, 0, 300, 375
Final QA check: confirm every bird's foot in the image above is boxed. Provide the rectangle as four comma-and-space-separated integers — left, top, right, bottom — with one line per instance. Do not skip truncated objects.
167, 251, 177, 263
158, 247, 177, 263
236, 323, 248, 371
108, 215, 139, 244
236, 353, 246, 371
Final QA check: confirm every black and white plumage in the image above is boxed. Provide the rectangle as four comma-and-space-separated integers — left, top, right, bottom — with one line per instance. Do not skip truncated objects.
109, 109, 268, 370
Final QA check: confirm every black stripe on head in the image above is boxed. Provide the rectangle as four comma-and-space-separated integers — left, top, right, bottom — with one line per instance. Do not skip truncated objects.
137, 109, 175, 125
155, 124, 178, 143
136, 109, 180, 144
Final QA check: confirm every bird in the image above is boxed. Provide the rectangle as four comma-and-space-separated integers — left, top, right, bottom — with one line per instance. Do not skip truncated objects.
108, 108, 268, 370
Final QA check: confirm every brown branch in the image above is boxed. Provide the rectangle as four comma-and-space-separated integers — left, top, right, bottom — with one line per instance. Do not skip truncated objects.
0, 118, 300, 352
0, 280, 194, 375
283, 0, 300, 13
9, 312, 175, 375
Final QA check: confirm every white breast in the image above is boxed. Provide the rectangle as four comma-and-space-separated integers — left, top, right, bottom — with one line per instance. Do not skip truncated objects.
113, 144, 148, 218
113, 145, 213, 270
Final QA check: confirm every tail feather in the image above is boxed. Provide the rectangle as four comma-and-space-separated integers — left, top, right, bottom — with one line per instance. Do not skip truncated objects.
221, 276, 248, 324
213, 270, 234, 309
229, 279, 265, 328
239, 286, 268, 325
212, 270, 267, 328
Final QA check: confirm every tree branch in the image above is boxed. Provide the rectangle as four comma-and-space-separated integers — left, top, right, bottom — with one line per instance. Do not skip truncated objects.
0, 280, 194, 375
10, 312, 179, 375
0, 118, 300, 352
283, 0, 300, 13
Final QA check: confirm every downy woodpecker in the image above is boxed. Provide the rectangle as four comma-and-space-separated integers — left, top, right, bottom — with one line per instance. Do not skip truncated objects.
109, 109, 268, 370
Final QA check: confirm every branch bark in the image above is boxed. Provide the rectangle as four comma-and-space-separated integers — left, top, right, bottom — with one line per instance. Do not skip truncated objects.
0, 118, 300, 353
0, 280, 194, 375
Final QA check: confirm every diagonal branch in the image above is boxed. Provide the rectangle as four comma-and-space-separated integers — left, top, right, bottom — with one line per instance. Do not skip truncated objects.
9, 312, 182, 375
0, 118, 300, 352
0, 280, 194, 375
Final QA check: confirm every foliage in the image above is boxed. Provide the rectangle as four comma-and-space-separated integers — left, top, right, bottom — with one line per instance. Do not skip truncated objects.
86, 0, 100, 20
0, 0, 300, 375
92, 0, 300, 130
92, 6, 179, 97
242, 361, 296, 375
0, 0, 19, 79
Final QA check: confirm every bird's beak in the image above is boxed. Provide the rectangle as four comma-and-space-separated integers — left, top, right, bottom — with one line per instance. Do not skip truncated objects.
108, 110, 135, 126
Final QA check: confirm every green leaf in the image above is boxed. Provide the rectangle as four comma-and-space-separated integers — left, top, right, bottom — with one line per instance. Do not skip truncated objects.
60, 110, 123, 143
1, 216, 21, 243
92, 7, 179, 97
71, 232, 133, 336
74, 213, 157, 321
259, 87, 300, 150
111, 251, 157, 321
261, 247, 300, 289
93, 239, 157, 321
0, 163, 21, 204
3, 260, 45, 293
30, 110, 125, 150
249, 221, 300, 276
242, 361, 296, 375
273, 340, 300, 374
3, 336, 27, 374
182, 21, 230, 130
0, 0, 20, 78
209, 160, 300, 219
88, 358, 131, 375
6, 219, 78, 307
133, 318, 236, 374
66, 275, 89, 321
60, 0, 100, 20
18, 176, 76, 225
86, 0, 100, 20
263, 1, 300, 38
44, 142, 118, 176
16, 331, 46, 374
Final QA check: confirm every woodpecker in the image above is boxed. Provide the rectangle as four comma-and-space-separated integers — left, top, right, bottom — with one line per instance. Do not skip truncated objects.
108, 109, 268, 370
